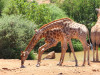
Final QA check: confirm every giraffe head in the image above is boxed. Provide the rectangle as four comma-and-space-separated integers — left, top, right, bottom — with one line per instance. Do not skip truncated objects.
96, 8, 100, 16
20, 51, 29, 68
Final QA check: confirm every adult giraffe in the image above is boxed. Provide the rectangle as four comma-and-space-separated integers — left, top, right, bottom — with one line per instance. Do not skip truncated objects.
91, 8, 100, 61
20, 17, 90, 68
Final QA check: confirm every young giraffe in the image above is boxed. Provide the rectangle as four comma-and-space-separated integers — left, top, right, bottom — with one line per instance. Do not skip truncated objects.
20, 28, 78, 68
20, 17, 90, 68
91, 8, 100, 61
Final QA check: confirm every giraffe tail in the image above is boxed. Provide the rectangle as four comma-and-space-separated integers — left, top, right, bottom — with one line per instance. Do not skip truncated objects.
87, 32, 93, 51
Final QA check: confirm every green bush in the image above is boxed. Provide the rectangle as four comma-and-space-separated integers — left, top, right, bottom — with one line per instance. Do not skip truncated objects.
50, 0, 63, 6
0, 0, 5, 16
0, 15, 37, 59
2, 0, 51, 27
71, 40, 83, 51
2, 0, 67, 27
27, 51, 36, 60
47, 4, 67, 21
60, 0, 100, 30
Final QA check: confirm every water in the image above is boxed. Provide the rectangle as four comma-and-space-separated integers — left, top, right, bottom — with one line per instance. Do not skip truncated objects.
42, 50, 100, 62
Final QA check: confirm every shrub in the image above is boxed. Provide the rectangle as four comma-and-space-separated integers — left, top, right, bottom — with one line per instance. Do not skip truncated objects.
2, 0, 67, 27
47, 4, 67, 21
71, 40, 83, 51
2, 0, 51, 27
60, 0, 100, 30
50, 0, 63, 6
32, 4, 52, 27
0, 0, 5, 16
0, 15, 37, 59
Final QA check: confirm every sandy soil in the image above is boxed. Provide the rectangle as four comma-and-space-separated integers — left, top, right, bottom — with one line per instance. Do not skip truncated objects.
0, 58, 100, 75
0, 51, 100, 75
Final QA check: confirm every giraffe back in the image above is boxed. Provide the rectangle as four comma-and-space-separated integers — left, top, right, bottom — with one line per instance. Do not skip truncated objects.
63, 21, 89, 39
39, 17, 73, 30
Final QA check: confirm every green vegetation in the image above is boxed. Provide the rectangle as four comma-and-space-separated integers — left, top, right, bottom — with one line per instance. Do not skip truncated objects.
47, 4, 67, 20
0, 15, 37, 59
2, 0, 67, 27
0, 0, 100, 59
60, 0, 100, 30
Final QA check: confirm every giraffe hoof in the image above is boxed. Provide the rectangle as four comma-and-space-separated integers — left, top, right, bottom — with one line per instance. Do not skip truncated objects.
57, 63, 62, 66
75, 64, 78, 66
82, 64, 85, 66
36, 64, 40, 67
96, 60, 99, 62
93, 60, 95, 62
20, 65, 25, 68
88, 64, 91, 66
57, 63, 59, 66
93, 59, 95, 62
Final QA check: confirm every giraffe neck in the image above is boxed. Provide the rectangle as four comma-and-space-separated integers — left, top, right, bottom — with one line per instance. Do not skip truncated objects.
24, 33, 44, 53
96, 15, 100, 25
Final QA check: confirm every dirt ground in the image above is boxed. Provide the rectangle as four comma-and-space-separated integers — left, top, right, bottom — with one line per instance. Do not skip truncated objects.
0, 51, 100, 75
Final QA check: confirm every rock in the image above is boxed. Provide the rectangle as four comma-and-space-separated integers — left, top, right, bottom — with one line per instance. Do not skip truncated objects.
43, 51, 55, 59
58, 73, 63, 75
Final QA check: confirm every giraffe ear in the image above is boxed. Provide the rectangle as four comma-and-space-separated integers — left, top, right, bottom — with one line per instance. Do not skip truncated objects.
34, 29, 38, 32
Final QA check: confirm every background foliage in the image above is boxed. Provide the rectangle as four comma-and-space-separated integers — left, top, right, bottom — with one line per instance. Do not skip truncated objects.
60, 0, 100, 30
0, 0, 100, 59
0, 15, 37, 59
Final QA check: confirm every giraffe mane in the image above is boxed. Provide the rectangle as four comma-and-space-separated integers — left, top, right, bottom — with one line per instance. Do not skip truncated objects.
39, 17, 73, 30
25, 34, 36, 51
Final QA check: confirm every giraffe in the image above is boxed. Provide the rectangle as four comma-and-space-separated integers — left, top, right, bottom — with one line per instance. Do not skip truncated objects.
91, 8, 100, 61
20, 28, 78, 68
20, 17, 90, 68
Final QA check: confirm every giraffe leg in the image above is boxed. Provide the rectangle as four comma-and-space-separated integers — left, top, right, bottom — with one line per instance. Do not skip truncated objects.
91, 33, 96, 62
82, 48, 86, 66
69, 40, 78, 66
57, 48, 67, 66
36, 43, 48, 67
80, 40, 87, 66
36, 42, 58, 67
96, 44, 99, 61
87, 44, 90, 66
93, 43, 96, 61
57, 38, 68, 66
